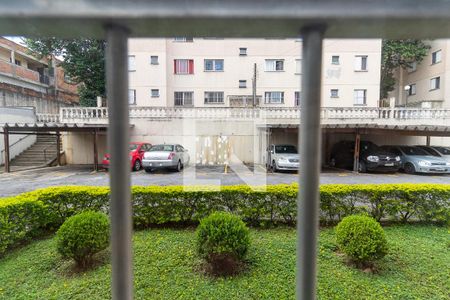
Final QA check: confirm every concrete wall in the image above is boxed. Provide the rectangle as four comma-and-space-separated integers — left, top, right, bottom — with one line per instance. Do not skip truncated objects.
63, 132, 107, 165
0, 107, 36, 165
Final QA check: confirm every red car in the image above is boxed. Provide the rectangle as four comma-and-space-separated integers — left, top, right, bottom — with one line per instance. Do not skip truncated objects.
102, 142, 152, 171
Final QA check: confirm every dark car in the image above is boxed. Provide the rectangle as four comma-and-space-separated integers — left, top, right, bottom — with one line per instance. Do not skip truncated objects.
330, 140, 401, 172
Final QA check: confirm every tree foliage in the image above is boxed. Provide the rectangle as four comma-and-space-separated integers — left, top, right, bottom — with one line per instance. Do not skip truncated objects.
381, 40, 430, 100
25, 38, 106, 107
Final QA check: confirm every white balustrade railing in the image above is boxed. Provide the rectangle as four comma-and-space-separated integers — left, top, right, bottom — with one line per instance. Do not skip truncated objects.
36, 113, 60, 123
51, 106, 450, 125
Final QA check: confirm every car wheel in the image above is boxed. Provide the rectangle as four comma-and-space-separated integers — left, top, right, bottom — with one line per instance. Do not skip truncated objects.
133, 159, 141, 171
176, 160, 182, 172
271, 160, 278, 173
358, 161, 367, 173
404, 163, 416, 174
144, 168, 152, 173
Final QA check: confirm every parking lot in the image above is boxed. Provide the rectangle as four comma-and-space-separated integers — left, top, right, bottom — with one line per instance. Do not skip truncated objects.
0, 165, 449, 197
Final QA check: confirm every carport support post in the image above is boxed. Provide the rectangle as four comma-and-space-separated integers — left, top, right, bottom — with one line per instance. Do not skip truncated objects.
297, 25, 325, 300
56, 131, 61, 166
105, 25, 133, 300
426, 136, 431, 146
93, 129, 98, 171
353, 131, 361, 172
3, 127, 10, 173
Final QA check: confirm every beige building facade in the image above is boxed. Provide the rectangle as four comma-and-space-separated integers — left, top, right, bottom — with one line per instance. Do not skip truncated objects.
128, 38, 382, 109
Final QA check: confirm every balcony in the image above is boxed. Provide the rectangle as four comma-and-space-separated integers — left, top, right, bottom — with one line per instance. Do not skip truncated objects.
53, 106, 450, 128
0, 59, 43, 84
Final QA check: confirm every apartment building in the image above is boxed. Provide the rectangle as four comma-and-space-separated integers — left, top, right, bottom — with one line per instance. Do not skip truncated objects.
391, 39, 450, 109
0, 37, 78, 114
128, 38, 381, 109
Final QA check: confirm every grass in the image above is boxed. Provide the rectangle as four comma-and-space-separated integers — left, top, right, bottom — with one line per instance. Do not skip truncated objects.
0, 225, 449, 299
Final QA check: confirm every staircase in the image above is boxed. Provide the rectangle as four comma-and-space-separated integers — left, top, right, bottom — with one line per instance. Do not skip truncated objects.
10, 135, 59, 168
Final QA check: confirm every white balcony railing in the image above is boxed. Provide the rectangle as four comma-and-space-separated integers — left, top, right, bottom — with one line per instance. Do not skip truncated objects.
50, 106, 450, 126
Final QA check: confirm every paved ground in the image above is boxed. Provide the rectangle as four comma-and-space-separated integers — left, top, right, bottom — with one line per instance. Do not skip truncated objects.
0, 165, 449, 197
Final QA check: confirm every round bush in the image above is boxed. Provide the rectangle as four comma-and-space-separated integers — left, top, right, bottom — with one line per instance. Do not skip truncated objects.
196, 212, 250, 274
335, 215, 388, 266
56, 211, 110, 267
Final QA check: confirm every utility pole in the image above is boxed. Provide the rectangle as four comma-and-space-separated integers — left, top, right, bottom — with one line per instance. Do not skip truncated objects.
252, 63, 257, 107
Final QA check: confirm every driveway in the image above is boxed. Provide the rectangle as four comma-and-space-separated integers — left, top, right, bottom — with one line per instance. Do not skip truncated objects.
0, 165, 449, 197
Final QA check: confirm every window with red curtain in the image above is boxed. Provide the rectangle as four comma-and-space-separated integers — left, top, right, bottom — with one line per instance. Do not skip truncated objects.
174, 59, 194, 74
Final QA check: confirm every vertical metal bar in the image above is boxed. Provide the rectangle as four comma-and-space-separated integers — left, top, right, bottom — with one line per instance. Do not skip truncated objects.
3, 127, 10, 173
105, 24, 133, 300
297, 25, 325, 300
426, 136, 431, 146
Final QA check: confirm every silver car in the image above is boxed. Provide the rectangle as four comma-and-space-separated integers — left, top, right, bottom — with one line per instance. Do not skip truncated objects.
416, 145, 450, 163
381, 145, 450, 174
142, 144, 190, 172
267, 144, 300, 172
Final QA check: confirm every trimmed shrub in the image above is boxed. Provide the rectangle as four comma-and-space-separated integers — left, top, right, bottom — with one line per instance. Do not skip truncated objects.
56, 211, 110, 268
0, 184, 449, 256
335, 215, 388, 267
196, 212, 250, 275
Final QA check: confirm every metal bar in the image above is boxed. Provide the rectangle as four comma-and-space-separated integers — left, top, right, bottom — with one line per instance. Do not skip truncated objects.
297, 24, 325, 300
426, 136, 431, 146
105, 24, 133, 300
3, 127, 10, 173
4, 0, 450, 39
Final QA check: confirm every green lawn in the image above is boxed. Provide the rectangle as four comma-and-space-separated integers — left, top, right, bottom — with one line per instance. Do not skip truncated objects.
0, 226, 449, 299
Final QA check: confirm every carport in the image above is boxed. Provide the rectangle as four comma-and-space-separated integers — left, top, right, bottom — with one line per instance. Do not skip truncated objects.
1, 123, 107, 173
323, 124, 450, 172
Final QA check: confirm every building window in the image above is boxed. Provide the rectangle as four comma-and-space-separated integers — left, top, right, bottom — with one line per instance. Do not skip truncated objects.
430, 77, 440, 90
150, 56, 159, 65
407, 61, 417, 72
330, 89, 339, 98
204, 92, 224, 104
295, 59, 302, 74
295, 91, 301, 106
265, 92, 284, 104
331, 55, 340, 65
204, 59, 224, 71
353, 89, 367, 105
408, 84, 416, 96
354, 55, 368, 71
174, 92, 193, 106
432, 50, 442, 64
174, 37, 193, 42
151, 89, 159, 98
174, 59, 194, 74
239, 80, 247, 88
128, 55, 136, 71
239, 48, 247, 56
128, 89, 136, 105
14, 59, 21, 66
265, 59, 284, 71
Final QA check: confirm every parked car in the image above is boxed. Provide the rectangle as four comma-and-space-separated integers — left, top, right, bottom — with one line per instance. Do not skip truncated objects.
381, 145, 450, 174
142, 144, 190, 172
330, 141, 401, 173
102, 142, 152, 171
415, 145, 450, 163
266, 144, 300, 172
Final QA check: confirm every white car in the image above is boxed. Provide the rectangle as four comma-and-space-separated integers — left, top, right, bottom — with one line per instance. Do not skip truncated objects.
266, 144, 300, 172
142, 144, 190, 172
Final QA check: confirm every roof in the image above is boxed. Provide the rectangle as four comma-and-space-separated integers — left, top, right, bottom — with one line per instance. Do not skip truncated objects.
2, 0, 450, 39
1, 123, 109, 132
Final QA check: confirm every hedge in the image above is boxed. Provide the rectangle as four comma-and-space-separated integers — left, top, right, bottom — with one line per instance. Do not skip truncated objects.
1, 184, 449, 256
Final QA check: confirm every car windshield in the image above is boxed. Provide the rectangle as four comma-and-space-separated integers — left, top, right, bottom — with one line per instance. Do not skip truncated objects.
419, 147, 440, 156
149, 145, 174, 152
400, 146, 429, 156
433, 146, 450, 155
129, 144, 139, 151
361, 142, 379, 152
275, 145, 298, 154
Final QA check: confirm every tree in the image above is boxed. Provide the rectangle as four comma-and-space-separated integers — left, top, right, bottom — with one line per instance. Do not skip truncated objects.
380, 40, 430, 100
25, 38, 106, 107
